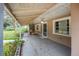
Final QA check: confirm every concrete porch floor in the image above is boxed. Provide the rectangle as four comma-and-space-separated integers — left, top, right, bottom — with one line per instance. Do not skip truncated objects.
22, 33, 71, 56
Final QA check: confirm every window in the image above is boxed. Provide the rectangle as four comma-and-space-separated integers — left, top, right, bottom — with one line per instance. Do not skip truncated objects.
35, 24, 41, 32
53, 17, 71, 37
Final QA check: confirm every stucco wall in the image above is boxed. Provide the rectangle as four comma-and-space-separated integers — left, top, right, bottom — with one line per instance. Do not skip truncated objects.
47, 19, 71, 47
71, 4, 79, 56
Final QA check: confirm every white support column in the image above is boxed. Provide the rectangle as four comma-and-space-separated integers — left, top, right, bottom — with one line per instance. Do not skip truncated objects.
0, 4, 4, 56
20, 25, 22, 40
14, 20, 16, 31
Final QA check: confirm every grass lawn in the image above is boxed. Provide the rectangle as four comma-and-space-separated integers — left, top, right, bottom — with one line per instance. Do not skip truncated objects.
4, 31, 19, 40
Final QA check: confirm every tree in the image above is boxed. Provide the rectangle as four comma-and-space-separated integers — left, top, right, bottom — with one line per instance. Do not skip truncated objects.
4, 12, 14, 29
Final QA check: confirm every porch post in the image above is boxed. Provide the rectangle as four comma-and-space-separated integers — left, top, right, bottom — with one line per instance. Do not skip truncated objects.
20, 25, 22, 40
71, 4, 79, 56
0, 4, 4, 56
14, 20, 16, 31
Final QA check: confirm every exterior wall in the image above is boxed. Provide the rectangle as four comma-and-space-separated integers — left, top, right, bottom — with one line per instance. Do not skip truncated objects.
71, 4, 79, 56
47, 19, 71, 47
34, 16, 71, 47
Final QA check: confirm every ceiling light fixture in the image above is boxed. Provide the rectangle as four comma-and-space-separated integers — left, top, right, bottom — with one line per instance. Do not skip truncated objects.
41, 18, 45, 23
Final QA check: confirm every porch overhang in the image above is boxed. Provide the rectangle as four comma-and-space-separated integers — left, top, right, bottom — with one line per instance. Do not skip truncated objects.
4, 3, 70, 25
4, 3, 56, 25
33, 3, 71, 23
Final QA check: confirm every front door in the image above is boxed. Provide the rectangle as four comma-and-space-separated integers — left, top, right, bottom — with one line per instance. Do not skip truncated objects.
42, 22, 48, 38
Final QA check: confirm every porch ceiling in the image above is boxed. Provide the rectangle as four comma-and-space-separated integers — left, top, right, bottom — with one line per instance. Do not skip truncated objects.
4, 3, 56, 25
33, 3, 71, 23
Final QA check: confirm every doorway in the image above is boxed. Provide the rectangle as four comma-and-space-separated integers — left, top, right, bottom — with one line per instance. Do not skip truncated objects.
42, 22, 48, 38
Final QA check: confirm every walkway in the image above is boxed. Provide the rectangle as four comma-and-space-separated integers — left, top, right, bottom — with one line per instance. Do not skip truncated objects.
22, 33, 71, 56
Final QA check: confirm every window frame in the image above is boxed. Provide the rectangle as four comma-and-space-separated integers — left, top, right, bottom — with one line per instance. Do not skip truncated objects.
35, 24, 41, 32
52, 16, 71, 37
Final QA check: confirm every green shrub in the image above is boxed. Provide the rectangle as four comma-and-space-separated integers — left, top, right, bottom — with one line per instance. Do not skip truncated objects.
4, 40, 25, 56
3, 42, 17, 56
5, 26, 14, 31
16, 26, 28, 34
21, 27, 28, 33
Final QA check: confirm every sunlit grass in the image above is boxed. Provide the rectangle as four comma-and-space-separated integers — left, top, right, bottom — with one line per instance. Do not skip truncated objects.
4, 31, 19, 40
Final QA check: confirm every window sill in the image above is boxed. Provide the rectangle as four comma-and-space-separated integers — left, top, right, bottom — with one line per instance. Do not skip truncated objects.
53, 32, 71, 37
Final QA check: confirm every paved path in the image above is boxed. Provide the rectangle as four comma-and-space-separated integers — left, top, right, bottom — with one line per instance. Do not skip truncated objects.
22, 33, 71, 56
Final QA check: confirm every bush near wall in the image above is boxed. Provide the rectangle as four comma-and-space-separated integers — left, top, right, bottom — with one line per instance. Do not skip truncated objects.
5, 26, 14, 31
16, 26, 28, 33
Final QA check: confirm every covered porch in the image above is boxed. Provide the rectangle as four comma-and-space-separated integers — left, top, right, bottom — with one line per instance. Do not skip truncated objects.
4, 3, 71, 56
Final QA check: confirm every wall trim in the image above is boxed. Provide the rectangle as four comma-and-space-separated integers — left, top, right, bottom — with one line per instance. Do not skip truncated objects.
48, 37, 71, 48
